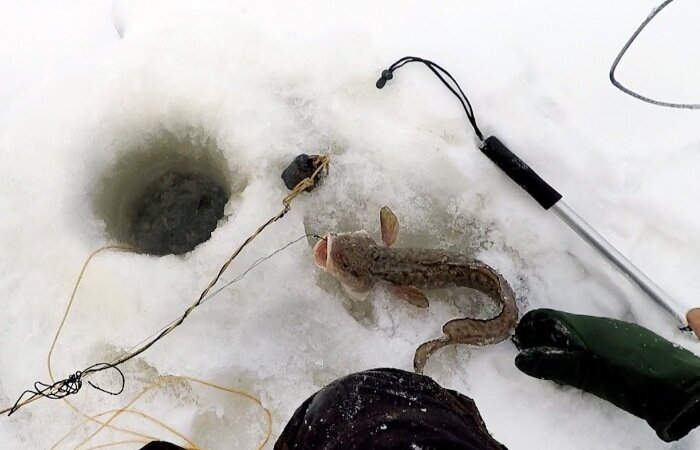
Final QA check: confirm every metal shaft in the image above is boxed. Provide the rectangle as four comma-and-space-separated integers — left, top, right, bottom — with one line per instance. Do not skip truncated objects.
551, 201, 687, 326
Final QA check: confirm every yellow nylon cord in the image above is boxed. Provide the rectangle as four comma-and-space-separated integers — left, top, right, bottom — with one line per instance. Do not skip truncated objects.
43, 247, 272, 449
1, 156, 329, 448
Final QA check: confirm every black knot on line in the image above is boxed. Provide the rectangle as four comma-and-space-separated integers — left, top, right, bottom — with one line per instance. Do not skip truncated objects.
375, 69, 393, 89
9, 363, 125, 416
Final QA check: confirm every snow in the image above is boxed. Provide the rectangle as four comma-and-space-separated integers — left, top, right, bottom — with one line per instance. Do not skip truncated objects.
1, 0, 700, 448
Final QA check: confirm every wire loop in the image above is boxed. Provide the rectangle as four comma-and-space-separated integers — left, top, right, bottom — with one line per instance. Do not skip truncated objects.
610, 0, 700, 109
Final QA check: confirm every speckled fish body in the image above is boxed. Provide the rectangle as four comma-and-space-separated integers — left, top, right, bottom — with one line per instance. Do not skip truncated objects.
314, 213, 519, 373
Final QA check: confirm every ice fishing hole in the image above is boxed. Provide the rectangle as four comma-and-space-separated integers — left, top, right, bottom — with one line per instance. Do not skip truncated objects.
94, 129, 245, 256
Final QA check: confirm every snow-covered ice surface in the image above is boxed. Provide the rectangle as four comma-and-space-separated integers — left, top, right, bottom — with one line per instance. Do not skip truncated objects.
1, 0, 700, 448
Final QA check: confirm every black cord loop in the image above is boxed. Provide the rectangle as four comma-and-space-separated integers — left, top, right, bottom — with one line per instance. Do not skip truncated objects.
376, 56, 485, 141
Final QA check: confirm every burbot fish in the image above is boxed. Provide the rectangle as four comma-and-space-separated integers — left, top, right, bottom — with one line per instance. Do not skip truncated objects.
314, 206, 518, 372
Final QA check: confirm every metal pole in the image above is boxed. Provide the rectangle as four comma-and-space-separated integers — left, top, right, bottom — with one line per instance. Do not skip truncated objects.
476, 136, 690, 330
551, 201, 687, 327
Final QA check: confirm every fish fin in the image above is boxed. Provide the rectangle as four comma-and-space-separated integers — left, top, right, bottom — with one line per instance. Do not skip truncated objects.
342, 283, 370, 301
389, 285, 429, 308
380, 206, 399, 247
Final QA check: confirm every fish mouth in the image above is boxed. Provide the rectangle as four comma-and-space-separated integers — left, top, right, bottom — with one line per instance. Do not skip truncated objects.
314, 234, 331, 269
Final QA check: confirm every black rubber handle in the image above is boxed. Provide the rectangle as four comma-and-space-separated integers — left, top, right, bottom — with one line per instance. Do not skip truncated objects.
480, 136, 562, 210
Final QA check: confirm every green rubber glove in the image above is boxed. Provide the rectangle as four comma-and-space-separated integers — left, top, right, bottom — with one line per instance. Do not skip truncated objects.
513, 308, 700, 442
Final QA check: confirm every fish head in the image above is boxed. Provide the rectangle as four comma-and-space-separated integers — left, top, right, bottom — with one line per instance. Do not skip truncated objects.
314, 231, 377, 294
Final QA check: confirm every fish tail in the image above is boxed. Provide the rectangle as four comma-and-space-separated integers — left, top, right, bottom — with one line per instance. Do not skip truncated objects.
413, 285, 518, 373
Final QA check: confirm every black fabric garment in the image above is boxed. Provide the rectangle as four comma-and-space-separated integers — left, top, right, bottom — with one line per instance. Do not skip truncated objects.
139, 442, 185, 450
514, 308, 700, 442
275, 368, 507, 450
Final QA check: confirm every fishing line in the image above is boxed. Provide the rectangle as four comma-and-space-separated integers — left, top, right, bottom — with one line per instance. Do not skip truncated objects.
5, 233, 321, 419
64, 233, 317, 448
87, 233, 324, 375
52, 375, 273, 450
2, 155, 329, 419
106, 233, 323, 364
610, 0, 700, 109
5, 232, 320, 448
201, 234, 324, 306
9, 363, 125, 415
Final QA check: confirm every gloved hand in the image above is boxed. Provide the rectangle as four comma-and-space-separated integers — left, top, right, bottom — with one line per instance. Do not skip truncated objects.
513, 308, 700, 442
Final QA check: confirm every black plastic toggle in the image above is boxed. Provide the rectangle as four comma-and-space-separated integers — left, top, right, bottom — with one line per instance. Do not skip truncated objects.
376, 69, 394, 89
